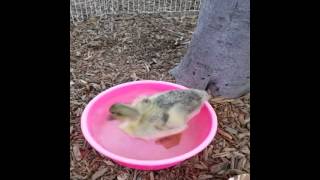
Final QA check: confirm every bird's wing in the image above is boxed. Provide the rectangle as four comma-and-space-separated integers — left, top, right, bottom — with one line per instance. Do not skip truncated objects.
165, 104, 188, 129
150, 125, 188, 140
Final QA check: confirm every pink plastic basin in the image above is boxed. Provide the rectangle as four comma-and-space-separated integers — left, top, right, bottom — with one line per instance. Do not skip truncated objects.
81, 80, 218, 170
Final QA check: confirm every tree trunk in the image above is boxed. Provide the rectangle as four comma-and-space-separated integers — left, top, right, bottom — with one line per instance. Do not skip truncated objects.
170, 0, 250, 98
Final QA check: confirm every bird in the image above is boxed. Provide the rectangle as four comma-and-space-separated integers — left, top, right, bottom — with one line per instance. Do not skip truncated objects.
109, 89, 210, 140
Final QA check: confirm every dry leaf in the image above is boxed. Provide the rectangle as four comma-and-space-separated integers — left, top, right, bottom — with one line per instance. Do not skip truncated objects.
151, 58, 157, 64
244, 118, 250, 124
238, 113, 245, 124
79, 79, 88, 84
71, 173, 87, 180
73, 145, 82, 161
203, 145, 213, 161
91, 168, 108, 180
245, 161, 250, 170
212, 152, 231, 158
198, 174, 213, 180
238, 132, 250, 139
225, 127, 238, 135
75, 107, 83, 116
149, 172, 154, 180
194, 164, 207, 170
233, 151, 246, 158
240, 146, 250, 154
107, 63, 116, 68
228, 169, 245, 175
103, 160, 114, 166
223, 147, 236, 152
144, 63, 150, 72
218, 129, 233, 140
210, 162, 229, 174
130, 72, 139, 81
237, 157, 247, 170
90, 83, 100, 90
228, 174, 250, 180
231, 156, 235, 169
117, 173, 129, 180
132, 170, 137, 180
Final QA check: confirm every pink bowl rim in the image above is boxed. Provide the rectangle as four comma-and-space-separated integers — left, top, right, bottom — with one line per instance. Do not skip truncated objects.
81, 80, 218, 166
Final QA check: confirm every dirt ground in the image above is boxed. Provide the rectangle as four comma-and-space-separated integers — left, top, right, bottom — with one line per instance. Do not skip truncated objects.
70, 14, 250, 180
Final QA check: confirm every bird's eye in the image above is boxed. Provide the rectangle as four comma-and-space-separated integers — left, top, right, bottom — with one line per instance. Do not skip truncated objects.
142, 99, 150, 103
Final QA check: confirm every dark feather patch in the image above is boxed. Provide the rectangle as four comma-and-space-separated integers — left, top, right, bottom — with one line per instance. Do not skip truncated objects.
162, 113, 169, 123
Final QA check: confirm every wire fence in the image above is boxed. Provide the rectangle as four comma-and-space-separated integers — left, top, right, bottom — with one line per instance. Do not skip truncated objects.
71, 0, 202, 22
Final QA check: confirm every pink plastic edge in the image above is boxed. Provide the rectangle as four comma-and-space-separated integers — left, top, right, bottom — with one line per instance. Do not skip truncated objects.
114, 160, 181, 170
81, 80, 218, 167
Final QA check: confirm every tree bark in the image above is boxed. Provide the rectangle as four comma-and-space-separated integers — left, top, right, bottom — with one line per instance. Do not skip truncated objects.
170, 0, 250, 98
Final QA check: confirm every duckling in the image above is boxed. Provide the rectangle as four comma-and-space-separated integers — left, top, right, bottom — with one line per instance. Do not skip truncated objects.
109, 89, 210, 140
